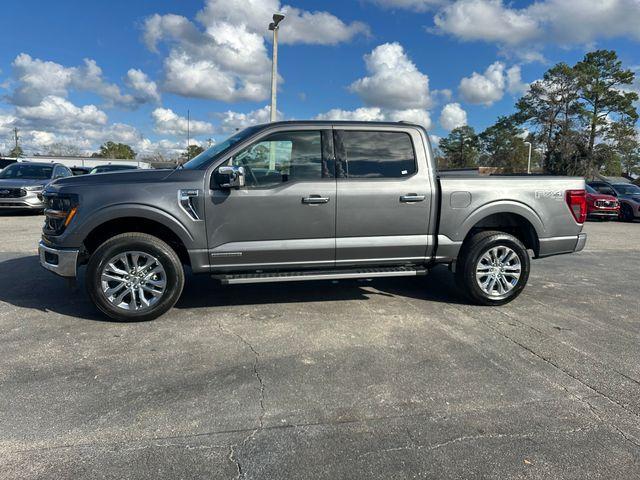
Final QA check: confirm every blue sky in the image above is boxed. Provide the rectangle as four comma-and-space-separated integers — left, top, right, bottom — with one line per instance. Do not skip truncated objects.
1, 0, 639, 157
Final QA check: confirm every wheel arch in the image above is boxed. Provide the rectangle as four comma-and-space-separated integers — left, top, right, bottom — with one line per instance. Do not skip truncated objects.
460, 204, 542, 257
79, 206, 193, 267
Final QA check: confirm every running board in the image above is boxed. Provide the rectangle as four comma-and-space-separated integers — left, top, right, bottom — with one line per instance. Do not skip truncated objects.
213, 266, 427, 285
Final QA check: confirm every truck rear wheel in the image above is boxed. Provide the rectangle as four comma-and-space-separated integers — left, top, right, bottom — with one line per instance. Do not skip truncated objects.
86, 233, 185, 322
455, 230, 530, 306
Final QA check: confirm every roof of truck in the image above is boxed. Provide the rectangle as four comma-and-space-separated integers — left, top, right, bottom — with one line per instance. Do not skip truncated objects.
255, 120, 426, 129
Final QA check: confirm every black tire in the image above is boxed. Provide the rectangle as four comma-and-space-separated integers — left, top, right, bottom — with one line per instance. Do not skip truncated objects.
619, 204, 634, 222
455, 230, 530, 306
86, 233, 185, 322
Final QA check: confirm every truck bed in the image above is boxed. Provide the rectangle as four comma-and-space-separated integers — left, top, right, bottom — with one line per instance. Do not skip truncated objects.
435, 175, 586, 260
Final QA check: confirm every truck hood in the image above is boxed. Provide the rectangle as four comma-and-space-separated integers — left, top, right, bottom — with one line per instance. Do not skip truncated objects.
51, 169, 174, 187
0, 178, 49, 189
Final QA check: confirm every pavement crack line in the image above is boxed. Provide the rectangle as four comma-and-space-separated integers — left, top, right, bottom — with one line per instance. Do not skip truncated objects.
474, 308, 640, 450
217, 321, 266, 479
357, 428, 590, 459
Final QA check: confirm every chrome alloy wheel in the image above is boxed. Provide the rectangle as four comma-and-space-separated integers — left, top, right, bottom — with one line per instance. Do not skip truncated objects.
475, 246, 521, 297
100, 251, 167, 311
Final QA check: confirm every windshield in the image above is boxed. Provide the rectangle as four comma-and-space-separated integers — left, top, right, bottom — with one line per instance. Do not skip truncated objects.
585, 185, 596, 194
0, 163, 53, 180
613, 184, 640, 195
181, 126, 263, 169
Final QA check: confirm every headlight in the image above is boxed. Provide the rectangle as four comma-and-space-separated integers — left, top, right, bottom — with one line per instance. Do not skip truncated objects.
43, 193, 79, 235
23, 185, 43, 192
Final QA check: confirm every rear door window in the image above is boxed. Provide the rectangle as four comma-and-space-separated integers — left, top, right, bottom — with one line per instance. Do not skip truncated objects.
338, 131, 416, 179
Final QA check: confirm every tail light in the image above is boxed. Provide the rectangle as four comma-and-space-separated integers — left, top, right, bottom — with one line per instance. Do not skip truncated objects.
566, 189, 586, 224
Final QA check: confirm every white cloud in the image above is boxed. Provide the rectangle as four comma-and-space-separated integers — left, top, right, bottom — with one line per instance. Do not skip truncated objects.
8, 53, 158, 109
152, 107, 214, 136
71, 59, 137, 109
458, 61, 525, 105
196, 0, 369, 46
387, 109, 432, 129
528, 0, 640, 45
439, 103, 467, 130
217, 105, 275, 133
9, 54, 74, 106
16, 96, 108, 128
125, 69, 161, 104
144, 0, 368, 102
433, 0, 539, 46
349, 43, 431, 110
433, 0, 640, 55
459, 62, 506, 106
315, 106, 432, 129
315, 107, 385, 122
366, 0, 447, 12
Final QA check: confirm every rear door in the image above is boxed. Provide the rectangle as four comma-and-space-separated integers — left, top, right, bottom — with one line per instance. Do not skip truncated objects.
205, 127, 336, 271
334, 127, 433, 266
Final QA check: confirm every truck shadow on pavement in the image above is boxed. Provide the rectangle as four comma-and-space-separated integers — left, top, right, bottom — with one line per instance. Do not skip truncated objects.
0, 255, 468, 322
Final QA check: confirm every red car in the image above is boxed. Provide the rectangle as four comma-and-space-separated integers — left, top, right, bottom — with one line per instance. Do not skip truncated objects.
585, 184, 619, 220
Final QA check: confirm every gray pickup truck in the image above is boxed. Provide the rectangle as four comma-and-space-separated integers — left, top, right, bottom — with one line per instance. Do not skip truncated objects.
38, 121, 587, 321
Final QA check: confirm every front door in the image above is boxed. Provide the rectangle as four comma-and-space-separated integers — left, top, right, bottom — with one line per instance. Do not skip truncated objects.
205, 128, 336, 271
334, 128, 433, 266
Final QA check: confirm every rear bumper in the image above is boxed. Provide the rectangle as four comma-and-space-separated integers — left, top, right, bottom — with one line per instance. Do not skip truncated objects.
538, 233, 587, 258
38, 241, 79, 278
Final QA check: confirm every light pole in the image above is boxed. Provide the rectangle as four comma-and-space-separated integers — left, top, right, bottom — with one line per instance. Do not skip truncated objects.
524, 141, 532, 174
269, 13, 285, 123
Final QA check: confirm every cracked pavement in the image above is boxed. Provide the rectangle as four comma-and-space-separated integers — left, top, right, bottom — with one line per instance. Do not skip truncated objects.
0, 214, 638, 479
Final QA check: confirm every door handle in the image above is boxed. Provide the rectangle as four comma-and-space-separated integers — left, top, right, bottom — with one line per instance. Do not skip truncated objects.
302, 195, 330, 204
400, 194, 426, 203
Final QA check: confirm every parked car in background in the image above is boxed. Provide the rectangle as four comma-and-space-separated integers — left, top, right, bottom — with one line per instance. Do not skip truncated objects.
0, 162, 72, 211
89, 164, 138, 175
585, 184, 619, 221
588, 181, 640, 222
71, 166, 92, 176
0, 159, 17, 170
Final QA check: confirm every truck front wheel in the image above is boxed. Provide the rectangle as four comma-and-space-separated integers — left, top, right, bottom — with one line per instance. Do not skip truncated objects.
86, 233, 185, 322
455, 231, 530, 306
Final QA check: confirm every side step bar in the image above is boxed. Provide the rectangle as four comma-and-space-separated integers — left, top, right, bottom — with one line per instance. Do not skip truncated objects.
213, 266, 428, 285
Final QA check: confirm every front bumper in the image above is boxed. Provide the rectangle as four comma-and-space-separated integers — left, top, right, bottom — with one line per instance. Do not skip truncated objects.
587, 210, 619, 218
38, 241, 79, 278
0, 193, 45, 209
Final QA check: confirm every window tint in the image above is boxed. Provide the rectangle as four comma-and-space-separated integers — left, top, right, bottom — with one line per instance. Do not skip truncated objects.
53, 166, 71, 178
341, 131, 416, 179
225, 130, 328, 188
0, 164, 53, 180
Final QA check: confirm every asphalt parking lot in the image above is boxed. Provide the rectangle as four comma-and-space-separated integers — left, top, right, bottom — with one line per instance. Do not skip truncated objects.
0, 214, 639, 479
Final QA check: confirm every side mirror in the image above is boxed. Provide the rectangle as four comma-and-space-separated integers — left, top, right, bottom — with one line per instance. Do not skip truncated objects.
214, 165, 246, 189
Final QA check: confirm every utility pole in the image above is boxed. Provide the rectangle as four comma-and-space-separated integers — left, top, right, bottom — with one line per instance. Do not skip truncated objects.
186, 109, 191, 160
12, 127, 21, 158
269, 13, 285, 122
524, 141, 532, 174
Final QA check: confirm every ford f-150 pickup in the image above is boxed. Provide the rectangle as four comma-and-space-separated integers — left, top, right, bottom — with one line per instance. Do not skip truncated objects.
38, 121, 587, 321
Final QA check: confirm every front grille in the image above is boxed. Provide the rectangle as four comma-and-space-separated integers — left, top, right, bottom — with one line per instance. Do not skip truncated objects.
595, 200, 617, 208
0, 188, 26, 198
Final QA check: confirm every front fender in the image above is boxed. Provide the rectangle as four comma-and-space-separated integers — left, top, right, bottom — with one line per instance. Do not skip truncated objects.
65, 203, 196, 248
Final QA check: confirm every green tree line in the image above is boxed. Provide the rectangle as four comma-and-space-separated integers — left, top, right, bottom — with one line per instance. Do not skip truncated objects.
437, 50, 639, 177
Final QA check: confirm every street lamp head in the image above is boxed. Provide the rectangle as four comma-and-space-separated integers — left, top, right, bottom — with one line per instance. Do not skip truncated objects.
272, 13, 285, 26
